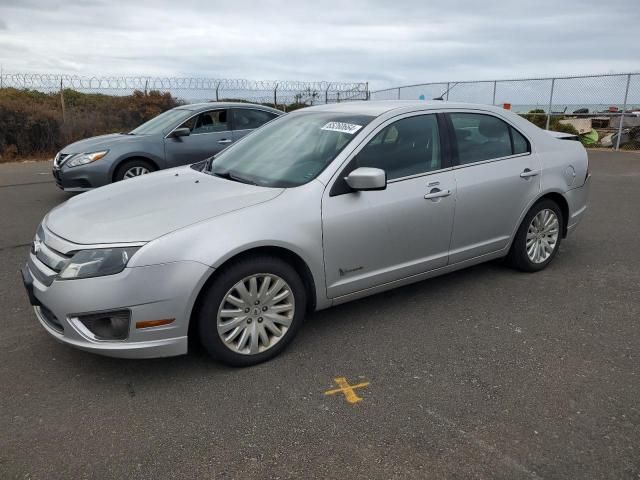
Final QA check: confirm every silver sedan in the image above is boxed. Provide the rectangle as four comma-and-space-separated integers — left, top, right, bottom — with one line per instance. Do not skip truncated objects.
23, 101, 590, 366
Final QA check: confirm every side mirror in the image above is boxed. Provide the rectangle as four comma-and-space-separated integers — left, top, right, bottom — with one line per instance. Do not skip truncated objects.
345, 167, 387, 191
172, 127, 191, 138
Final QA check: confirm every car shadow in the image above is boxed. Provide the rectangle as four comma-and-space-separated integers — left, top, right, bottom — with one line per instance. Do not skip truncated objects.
43, 260, 513, 382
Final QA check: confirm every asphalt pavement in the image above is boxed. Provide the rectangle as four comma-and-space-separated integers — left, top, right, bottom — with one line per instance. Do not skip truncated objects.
1, 151, 639, 479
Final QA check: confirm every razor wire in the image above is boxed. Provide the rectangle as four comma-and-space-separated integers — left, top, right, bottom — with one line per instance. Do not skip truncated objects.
0, 73, 368, 106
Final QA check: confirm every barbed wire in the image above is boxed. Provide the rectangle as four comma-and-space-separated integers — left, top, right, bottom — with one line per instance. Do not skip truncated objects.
0, 73, 368, 94
0, 72, 370, 108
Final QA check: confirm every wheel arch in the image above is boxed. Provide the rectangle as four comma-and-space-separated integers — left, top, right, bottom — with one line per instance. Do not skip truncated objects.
507, 189, 571, 255
538, 191, 569, 238
188, 245, 318, 339
111, 156, 160, 182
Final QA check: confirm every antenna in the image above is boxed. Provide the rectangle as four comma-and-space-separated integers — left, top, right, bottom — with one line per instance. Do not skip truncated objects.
433, 82, 457, 101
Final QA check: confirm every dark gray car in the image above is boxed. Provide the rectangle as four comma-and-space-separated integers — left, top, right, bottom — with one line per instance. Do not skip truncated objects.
52, 102, 282, 191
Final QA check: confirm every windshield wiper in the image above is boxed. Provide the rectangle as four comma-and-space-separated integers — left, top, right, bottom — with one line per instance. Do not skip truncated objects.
212, 170, 258, 186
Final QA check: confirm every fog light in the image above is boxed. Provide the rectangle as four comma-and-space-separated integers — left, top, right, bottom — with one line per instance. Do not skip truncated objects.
75, 310, 131, 340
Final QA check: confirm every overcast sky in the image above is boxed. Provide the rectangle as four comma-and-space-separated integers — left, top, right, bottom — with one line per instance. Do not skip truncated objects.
0, 0, 638, 89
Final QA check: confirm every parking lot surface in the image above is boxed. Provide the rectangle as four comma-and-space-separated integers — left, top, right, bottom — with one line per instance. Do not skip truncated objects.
1, 151, 639, 479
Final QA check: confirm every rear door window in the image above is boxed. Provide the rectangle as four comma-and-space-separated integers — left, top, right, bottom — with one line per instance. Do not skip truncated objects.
232, 109, 278, 130
511, 127, 530, 155
449, 113, 527, 165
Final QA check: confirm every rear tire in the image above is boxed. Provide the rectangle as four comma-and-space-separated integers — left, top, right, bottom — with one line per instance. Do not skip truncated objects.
197, 255, 307, 367
507, 199, 563, 272
114, 159, 155, 182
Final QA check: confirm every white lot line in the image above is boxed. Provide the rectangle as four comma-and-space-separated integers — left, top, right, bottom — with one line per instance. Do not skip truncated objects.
423, 407, 543, 480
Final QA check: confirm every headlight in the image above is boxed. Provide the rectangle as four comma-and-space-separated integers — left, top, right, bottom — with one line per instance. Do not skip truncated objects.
65, 150, 108, 168
58, 247, 139, 280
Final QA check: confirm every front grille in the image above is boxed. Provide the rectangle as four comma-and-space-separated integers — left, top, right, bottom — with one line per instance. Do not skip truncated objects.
29, 226, 72, 286
53, 152, 70, 168
35, 241, 71, 273
37, 305, 64, 333
28, 256, 56, 286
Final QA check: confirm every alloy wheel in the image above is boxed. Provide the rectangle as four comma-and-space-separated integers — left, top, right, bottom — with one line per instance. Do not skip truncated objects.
123, 166, 150, 178
216, 274, 295, 355
526, 208, 559, 263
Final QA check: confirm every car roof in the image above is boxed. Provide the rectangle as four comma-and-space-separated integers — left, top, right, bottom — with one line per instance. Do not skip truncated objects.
299, 100, 510, 117
176, 102, 282, 114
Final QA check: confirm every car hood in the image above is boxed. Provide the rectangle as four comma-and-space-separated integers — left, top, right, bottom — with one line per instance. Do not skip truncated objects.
61, 133, 155, 154
45, 167, 284, 244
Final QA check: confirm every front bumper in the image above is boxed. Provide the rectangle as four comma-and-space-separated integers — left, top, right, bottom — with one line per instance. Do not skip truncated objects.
22, 257, 212, 359
52, 159, 113, 192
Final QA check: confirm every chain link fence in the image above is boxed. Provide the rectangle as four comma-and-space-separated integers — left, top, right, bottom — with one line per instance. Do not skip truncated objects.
371, 73, 640, 150
3, 70, 639, 161
0, 73, 368, 108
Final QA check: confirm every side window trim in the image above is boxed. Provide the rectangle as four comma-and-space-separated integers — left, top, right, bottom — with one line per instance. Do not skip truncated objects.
444, 111, 532, 168
508, 126, 515, 154
329, 111, 450, 197
452, 152, 532, 169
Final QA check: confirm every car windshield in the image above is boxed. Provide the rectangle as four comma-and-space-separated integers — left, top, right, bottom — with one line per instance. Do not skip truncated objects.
209, 112, 374, 187
129, 108, 193, 135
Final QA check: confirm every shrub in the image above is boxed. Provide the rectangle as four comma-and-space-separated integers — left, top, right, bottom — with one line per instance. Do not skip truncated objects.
550, 121, 579, 136
520, 109, 580, 136
0, 89, 312, 162
521, 109, 547, 129
0, 88, 183, 162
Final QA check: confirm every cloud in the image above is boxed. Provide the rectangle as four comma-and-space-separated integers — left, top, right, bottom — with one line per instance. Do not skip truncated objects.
0, 19, 6, 30
0, 0, 637, 89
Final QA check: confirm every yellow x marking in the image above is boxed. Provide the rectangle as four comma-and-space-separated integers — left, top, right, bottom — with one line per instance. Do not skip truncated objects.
324, 377, 370, 404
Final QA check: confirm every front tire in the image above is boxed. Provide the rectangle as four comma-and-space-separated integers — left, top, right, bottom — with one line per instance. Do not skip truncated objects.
114, 159, 155, 182
508, 199, 563, 272
197, 256, 307, 367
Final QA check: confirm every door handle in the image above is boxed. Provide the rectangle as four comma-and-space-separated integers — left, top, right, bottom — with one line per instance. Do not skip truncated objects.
520, 168, 540, 178
218, 139, 232, 144
424, 188, 451, 200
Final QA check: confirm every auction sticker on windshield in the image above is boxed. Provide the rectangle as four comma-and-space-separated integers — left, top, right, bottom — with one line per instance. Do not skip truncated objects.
321, 122, 363, 134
